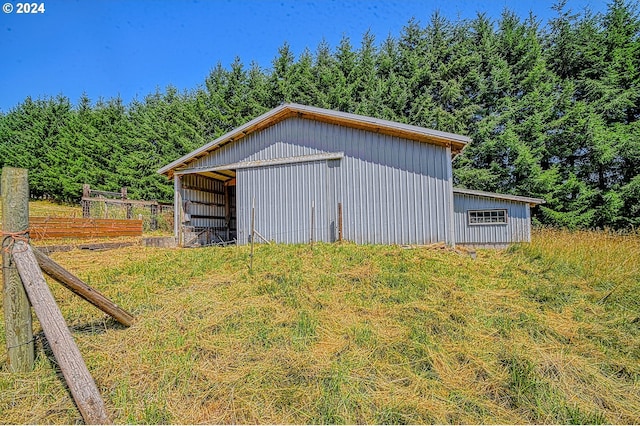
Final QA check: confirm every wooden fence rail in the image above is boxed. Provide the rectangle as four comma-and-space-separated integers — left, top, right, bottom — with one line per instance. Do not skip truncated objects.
13, 241, 111, 424
4, 217, 143, 240
33, 248, 135, 327
2, 168, 126, 423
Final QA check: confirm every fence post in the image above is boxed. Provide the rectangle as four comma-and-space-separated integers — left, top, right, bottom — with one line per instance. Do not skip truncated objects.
1, 167, 35, 372
12, 242, 111, 424
150, 204, 158, 231
310, 201, 315, 247
250, 196, 255, 272
82, 184, 90, 218
338, 202, 343, 242
33, 248, 135, 327
122, 187, 133, 219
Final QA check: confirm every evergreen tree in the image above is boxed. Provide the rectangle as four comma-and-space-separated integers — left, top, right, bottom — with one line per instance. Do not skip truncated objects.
1, 6, 638, 230
269, 42, 296, 105
312, 39, 338, 109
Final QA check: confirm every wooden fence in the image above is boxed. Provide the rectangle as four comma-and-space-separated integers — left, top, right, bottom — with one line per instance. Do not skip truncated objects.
27, 217, 143, 240
2, 167, 130, 423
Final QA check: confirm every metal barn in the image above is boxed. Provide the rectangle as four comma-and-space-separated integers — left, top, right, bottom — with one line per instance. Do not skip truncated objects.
158, 103, 544, 248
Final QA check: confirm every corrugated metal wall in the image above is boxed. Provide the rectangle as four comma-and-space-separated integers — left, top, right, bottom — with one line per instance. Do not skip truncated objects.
217, 117, 452, 245
453, 193, 531, 245
188, 118, 327, 169
338, 152, 451, 245
236, 160, 335, 244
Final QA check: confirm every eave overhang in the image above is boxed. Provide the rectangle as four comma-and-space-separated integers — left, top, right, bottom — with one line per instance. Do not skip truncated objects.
453, 188, 546, 206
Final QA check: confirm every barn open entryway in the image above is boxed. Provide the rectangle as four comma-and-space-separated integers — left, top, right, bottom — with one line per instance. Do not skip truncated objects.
174, 172, 237, 247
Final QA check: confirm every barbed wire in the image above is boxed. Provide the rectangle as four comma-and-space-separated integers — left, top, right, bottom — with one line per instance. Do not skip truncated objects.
1, 229, 30, 254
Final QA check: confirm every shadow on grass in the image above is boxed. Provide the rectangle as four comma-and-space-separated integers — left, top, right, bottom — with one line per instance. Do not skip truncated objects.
69, 317, 128, 334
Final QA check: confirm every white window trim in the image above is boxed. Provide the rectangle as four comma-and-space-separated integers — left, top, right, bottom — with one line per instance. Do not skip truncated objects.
467, 209, 508, 225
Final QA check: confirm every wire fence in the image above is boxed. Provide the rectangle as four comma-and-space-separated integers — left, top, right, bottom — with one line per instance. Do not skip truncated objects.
81, 185, 173, 232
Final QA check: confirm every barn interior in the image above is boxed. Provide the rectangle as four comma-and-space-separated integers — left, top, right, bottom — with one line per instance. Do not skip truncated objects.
176, 171, 236, 247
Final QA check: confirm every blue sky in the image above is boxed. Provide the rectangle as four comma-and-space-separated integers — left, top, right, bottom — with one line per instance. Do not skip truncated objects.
1, 0, 607, 113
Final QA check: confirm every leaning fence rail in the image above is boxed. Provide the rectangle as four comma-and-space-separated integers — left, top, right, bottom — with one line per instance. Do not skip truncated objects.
2, 167, 135, 423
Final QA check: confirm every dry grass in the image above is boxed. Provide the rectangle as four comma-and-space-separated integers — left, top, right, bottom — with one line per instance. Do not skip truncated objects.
0, 229, 639, 424
0, 200, 82, 218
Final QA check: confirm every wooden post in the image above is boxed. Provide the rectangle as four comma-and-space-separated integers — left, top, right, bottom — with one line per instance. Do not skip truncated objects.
337, 202, 343, 243
250, 196, 255, 271
150, 204, 158, 231
33, 248, 134, 327
174, 175, 183, 246
123, 188, 132, 220
82, 184, 91, 218
12, 241, 111, 424
224, 185, 231, 241
1, 167, 34, 372
310, 201, 315, 247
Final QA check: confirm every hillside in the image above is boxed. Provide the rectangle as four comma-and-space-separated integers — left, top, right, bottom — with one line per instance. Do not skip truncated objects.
0, 229, 638, 423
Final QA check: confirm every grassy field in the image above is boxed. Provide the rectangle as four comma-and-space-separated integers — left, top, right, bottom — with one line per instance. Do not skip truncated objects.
0, 228, 638, 424
0, 200, 82, 218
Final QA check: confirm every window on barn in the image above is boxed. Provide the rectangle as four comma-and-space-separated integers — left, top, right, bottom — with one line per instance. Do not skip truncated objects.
468, 209, 507, 225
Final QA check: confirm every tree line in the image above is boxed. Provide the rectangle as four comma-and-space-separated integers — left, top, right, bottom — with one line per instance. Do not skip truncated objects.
1, 0, 638, 229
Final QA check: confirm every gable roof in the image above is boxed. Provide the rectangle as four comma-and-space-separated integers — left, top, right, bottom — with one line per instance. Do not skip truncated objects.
158, 103, 471, 178
453, 188, 545, 206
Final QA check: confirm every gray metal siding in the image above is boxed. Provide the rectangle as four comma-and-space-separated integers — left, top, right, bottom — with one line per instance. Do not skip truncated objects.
185, 116, 453, 245
236, 160, 335, 244
188, 118, 328, 170
338, 152, 450, 245
453, 193, 531, 244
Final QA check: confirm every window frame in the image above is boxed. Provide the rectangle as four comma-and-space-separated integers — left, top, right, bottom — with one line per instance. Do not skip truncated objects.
467, 209, 508, 226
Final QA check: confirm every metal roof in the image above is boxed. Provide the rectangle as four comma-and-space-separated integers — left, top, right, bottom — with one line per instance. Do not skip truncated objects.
453, 188, 545, 205
158, 103, 471, 177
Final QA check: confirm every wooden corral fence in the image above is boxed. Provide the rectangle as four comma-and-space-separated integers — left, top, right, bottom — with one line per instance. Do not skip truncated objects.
29, 217, 143, 240
2, 167, 136, 424
81, 184, 173, 231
